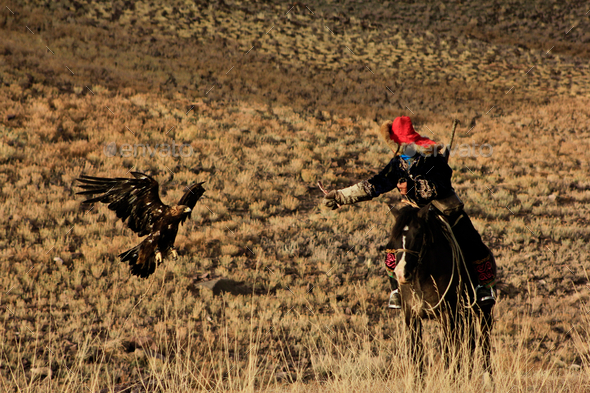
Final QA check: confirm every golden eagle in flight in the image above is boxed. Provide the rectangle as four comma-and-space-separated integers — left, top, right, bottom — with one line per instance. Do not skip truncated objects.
76, 172, 205, 277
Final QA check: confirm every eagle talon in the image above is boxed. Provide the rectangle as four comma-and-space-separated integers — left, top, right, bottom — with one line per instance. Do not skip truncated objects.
170, 249, 178, 260
155, 250, 162, 264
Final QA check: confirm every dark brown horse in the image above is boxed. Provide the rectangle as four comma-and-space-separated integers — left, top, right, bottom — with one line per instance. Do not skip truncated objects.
387, 203, 495, 381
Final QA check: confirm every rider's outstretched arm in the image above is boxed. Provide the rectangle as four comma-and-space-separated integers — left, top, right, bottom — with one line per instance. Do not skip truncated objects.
321, 157, 401, 209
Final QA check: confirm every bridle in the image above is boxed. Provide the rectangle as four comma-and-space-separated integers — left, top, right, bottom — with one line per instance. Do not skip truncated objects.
385, 232, 426, 266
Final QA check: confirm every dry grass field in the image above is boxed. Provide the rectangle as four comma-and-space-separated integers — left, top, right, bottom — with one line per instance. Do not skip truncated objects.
1, 1, 590, 392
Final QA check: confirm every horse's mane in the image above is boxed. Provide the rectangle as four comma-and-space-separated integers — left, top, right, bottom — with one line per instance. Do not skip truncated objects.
390, 204, 436, 240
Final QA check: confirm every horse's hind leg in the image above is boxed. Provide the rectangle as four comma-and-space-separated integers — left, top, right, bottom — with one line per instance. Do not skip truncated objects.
480, 307, 494, 386
441, 312, 455, 371
452, 316, 464, 377
466, 311, 477, 380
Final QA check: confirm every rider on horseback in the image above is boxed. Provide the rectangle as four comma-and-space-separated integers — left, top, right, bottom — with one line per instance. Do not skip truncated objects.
321, 116, 496, 309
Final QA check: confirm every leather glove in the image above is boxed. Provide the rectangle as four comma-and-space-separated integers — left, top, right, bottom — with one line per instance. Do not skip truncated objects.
322, 190, 340, 210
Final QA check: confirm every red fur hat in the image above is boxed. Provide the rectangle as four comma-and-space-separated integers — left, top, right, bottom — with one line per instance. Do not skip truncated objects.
379, 116, 439, 155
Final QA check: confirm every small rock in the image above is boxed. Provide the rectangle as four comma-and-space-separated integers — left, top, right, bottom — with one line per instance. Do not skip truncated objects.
134, 335, 156, 350
275, 371, 294, 381
197, 277, 250, 295
64, 339, 77, 349
147, 351, 165, 361
31, 367, 52, 379
345, 307, 352, 315
53, 257, 64, 266
122, 335, 156, 352
552, 356, 567, 368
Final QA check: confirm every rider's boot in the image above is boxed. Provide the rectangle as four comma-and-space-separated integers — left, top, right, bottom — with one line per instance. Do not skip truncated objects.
476, 285, 495, 307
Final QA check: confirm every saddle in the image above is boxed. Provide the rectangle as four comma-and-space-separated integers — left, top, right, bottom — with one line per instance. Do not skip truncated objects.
431, 191, 464, 216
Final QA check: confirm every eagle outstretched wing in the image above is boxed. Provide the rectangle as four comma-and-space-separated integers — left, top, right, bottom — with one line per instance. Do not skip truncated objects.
177, 182, 206, 224
76, 172, 169, 236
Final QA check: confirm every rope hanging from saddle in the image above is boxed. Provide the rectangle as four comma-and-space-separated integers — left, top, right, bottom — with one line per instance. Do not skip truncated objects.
435, 214, 478, 309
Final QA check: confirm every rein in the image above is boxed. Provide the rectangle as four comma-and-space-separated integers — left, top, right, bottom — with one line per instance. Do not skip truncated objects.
385, 248, 419, 256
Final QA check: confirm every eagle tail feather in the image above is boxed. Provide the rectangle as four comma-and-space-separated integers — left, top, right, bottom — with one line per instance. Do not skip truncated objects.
118, 242, 156, 278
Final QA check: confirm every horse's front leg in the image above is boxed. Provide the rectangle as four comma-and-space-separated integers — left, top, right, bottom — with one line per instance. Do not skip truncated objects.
444, 311, 466, 378
407, 314, 424, 380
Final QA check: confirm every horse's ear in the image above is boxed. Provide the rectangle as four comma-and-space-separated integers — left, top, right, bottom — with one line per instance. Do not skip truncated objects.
417, 204, 430, 220
389, 205, 400, 218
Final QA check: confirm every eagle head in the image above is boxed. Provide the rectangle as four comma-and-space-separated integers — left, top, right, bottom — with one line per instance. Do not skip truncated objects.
171, 205, 192, 218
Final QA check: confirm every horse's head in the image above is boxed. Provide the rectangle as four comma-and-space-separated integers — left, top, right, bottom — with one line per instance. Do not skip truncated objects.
387, 204, 430, 285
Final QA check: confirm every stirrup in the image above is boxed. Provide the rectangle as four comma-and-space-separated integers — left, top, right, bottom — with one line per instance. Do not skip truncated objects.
388, 289, 402, 309
476, 285, 496, 307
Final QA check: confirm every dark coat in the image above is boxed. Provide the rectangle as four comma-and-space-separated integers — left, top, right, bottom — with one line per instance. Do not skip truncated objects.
361, 153, 454, 206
